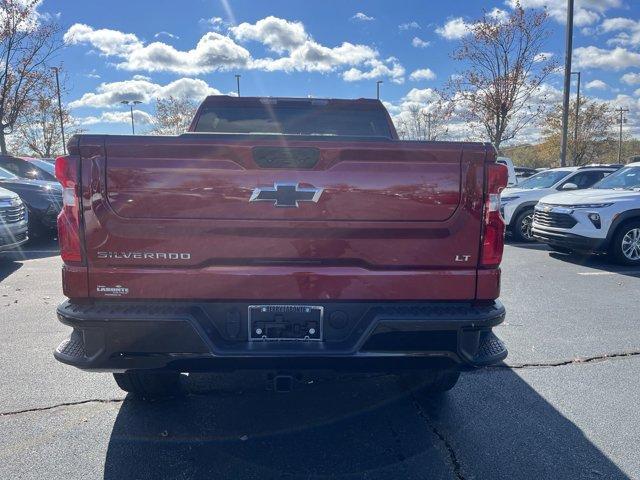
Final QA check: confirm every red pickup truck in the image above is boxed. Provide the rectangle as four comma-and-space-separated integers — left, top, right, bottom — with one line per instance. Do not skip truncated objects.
54, 96, 508, 397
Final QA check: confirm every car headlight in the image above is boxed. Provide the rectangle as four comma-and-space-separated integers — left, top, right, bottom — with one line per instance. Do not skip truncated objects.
571, 203, 613, 209
501, 196, 520, 203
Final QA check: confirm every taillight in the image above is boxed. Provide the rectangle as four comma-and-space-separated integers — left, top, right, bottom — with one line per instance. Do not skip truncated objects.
55, 156, 82, 263
480, 162, 508, 267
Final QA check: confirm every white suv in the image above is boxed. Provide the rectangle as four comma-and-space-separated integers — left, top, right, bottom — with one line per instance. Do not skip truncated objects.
500, 166, 618, 242
532, 162, 640, 265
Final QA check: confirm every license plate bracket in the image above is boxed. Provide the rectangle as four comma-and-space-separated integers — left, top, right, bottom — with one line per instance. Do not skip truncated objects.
248, 305, 323, 341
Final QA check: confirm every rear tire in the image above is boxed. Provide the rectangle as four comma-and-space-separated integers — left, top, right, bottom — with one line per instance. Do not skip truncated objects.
512, 209, 536, 243
611, 220, 640, 266
399, 369, 461, 395
113, 370, 182, 399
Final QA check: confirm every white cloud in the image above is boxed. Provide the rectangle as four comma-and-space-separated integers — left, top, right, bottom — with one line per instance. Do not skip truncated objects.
154, 31, 179, 40
399, 21, 420, 31
534, 52, 554, 63
402, 88, 441, 106
621, 73, 640, 86
436, 18, 470, 40
231, 16, 308, 54
65, 24, 251, 74
599, 17, 640, 48
69, 78, 220, 109
585, 79, 608, 90
64, 23, 142, 56
505, 0, 622, 27
351, 12, 374, 22
124, 33, 251, 74
79, 110, 153, 126
343, 58, 405, 84
487, 8, 509, 23
64, 17, 404, 82
574, 46, 640, 70
411, 37, 430, 48
234, 17, 404, 81
409, 68, 436, 81
199, 16, 227, 32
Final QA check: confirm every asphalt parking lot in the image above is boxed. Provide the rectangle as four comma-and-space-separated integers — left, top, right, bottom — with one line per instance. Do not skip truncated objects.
1, 238, 639, 479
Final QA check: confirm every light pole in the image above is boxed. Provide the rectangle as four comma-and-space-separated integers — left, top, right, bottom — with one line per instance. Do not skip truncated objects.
376, 80, 383, 100
235, 74, 241, 97
571, 71, 580, 164
615, 108, 629, 164
120, 100, 142, 134
559, 0, 575, 167
51, 67, 66, 155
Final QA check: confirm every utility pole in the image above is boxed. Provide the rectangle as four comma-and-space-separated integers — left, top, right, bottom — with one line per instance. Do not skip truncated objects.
51, 67, 66, 155
571, 71, 580, 164
120, 100, 142, 134
235, 74, 241, 97
615, 108, 629, 164
376, 80, 383, 100
559, 0, 574, 167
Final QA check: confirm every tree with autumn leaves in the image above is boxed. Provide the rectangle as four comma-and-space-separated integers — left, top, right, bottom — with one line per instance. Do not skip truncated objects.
447, 2, 557, 153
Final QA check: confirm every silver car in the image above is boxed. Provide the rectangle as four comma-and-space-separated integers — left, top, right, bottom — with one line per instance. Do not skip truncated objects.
0, 187, 28, 251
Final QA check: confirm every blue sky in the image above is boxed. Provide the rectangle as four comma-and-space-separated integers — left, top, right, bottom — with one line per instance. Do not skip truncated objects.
39, 0, 640, 141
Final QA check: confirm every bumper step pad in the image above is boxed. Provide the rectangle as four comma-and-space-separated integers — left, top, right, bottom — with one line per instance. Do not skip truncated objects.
55, 331, 86, 361
471, 331, 507, 366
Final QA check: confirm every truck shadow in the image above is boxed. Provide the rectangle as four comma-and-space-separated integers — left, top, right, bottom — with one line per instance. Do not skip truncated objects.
548, 251, 640, 278
103, 369, 629, 480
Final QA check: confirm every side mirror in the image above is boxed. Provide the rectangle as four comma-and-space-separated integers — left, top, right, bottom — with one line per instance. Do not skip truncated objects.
561, 182, 578, 190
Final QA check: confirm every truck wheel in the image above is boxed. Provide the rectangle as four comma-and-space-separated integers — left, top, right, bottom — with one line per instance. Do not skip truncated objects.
113, 370, 182, 399
611, 221, 640, 266
512, 209, 536, 243
399, 369, 461, 394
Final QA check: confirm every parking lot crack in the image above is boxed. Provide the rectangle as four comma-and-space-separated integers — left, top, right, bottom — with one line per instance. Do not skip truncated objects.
409, 394, 466, 480
494, 350, 640, 370
0, 398, 124, 417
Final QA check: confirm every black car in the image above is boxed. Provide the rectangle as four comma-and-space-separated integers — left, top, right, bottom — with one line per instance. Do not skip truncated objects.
0, 166, 61, 235
0, 155, 58, 182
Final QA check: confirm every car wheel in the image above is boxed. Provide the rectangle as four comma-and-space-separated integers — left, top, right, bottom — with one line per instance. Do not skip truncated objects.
611, 221, 640, 266
512, 209, 536, 243
113, 370, 182, 399
398, 368, 461, 395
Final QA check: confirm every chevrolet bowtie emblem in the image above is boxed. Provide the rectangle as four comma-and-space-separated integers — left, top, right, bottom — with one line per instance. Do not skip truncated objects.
249, 183, 323, 208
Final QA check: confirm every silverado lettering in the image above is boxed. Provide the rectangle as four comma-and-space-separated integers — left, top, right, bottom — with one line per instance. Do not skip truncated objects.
54, 96, 509, 398
96, 251, 192, 260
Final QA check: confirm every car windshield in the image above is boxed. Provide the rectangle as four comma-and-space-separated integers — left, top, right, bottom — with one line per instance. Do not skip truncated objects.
0, 166, 18, 179
28, 159, 55, 176
515, 170, 570, 189
592, 165, 640, 190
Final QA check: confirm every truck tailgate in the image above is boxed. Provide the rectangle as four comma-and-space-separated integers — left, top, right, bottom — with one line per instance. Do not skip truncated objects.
76, 135, 490, 301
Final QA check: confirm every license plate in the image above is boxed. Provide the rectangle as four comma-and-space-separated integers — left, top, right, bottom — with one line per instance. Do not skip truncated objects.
248, 305, 323, 341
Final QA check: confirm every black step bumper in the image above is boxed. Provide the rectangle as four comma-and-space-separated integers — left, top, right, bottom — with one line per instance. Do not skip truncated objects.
54, 300, 507, 372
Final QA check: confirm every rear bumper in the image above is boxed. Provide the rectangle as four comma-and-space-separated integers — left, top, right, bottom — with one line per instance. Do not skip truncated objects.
54, 300, 507, 372
532, 227, 607, 252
